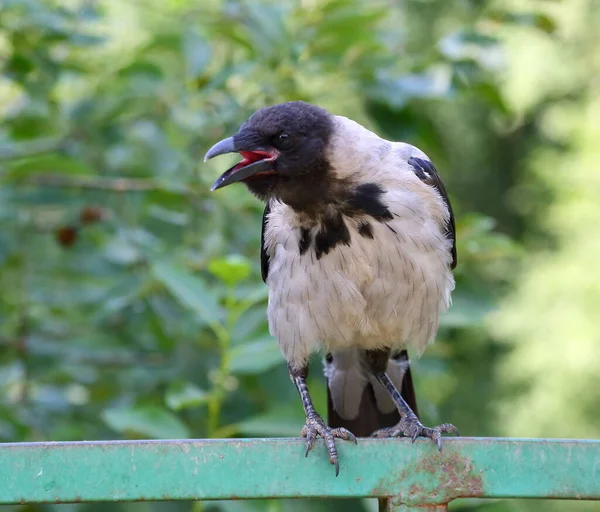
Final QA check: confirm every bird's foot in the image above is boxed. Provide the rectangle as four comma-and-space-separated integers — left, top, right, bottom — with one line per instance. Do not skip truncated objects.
301, 413, 357, 476
371, 413, 459, 451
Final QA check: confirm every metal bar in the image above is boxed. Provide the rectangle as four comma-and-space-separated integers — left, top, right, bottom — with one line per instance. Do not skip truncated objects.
1, 437, 599, 506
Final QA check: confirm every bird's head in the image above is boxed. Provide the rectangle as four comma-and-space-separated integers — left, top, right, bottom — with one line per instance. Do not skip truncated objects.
204, 101, 336, 208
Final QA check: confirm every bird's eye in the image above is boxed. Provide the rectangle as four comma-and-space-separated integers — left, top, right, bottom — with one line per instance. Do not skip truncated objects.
275, 132, 292, 148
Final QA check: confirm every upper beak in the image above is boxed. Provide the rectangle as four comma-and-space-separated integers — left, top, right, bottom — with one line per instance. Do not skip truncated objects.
204, 136, 236, 162
204, 136, 276, 191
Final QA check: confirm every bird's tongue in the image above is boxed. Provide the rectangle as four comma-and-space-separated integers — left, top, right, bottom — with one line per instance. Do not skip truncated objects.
235, 150, 273, 171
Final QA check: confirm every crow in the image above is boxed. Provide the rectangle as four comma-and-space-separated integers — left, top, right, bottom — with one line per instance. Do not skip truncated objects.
205, 101, 458, 475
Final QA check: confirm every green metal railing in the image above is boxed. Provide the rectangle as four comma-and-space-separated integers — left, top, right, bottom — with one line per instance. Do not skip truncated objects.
2, 437, 599, 510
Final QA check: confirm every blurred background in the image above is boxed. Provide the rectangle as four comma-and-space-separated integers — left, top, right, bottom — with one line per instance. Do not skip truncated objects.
1, 0, 599, 511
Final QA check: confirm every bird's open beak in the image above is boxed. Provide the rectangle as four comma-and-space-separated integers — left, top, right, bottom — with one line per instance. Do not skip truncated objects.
204, 136, 277, 191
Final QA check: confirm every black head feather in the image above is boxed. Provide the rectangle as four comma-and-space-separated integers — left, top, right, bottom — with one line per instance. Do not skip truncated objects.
232, 102, 335, 208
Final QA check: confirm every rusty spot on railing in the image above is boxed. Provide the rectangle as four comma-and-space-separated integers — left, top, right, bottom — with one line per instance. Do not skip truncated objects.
372, 446, 484, 505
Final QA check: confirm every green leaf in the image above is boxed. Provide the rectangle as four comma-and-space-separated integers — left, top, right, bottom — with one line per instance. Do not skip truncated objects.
489, 11, 558, 34
0, 137, 62, 161
212, 501, 267, 512
5, 54, 35, 78
117, 61, 164, 80
369, 67, 452, 109
441, 292, 495, 328
229, 336, 282, 375
165, 382, 208, 411
235, 283, 269, 306
148, 205, 189, 226
231, 305, 269, 343
244, 1, 288, 53
208, 254, 252, 286
182, 30, 211, 79
152, 261, 224, 326
235, 408, 303, 437
102, 406, 190, 439
439, 31, 501, 70
3, 154, 96, 180
104, 238, 142, 266
69, 33, 107, 46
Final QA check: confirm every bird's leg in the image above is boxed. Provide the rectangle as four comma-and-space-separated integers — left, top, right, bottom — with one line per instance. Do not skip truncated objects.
365, 349, 459, 450
289, 363, 357, 476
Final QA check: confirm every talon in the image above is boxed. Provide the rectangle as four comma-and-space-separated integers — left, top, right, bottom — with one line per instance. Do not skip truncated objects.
300, 414, 355, 475
443, 424, 459, 436
304, 427, 316, 457
332, 427, 357, 445
371, 416, 458, 450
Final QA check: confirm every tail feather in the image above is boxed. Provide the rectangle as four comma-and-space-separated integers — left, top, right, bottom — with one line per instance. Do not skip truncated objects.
325, 349, 418, 437
327, 380, 401, 437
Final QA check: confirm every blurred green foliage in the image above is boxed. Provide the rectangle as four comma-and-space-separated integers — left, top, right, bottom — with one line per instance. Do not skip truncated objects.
1, 0, 599, 511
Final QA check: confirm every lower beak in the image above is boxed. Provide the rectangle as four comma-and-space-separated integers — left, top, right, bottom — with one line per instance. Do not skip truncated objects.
204, 136, 276, 191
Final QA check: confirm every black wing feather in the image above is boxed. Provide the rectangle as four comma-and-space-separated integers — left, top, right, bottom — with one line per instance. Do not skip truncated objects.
260, 202, 271, 283
408, 157, 457, 269
327, 350, 418, 437
327, 381, 400, 438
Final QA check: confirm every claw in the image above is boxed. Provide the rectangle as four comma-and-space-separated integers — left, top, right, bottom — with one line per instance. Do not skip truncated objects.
371, 416, 458, 451
442, 424, 460, 436
332, 427, 357, 445
301, 414, 356, 476
303, 426, 316, 457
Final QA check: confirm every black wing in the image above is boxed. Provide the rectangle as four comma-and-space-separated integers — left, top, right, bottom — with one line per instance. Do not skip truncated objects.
260, 202, 271, 283
408, 157, 457, 269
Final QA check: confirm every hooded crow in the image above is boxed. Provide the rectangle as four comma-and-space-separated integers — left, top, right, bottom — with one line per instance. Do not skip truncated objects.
205, 101, 458, 475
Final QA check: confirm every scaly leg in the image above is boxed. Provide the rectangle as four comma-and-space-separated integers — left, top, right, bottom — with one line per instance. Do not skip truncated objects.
365, 349, 458, 450
289, 364, 357, 476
